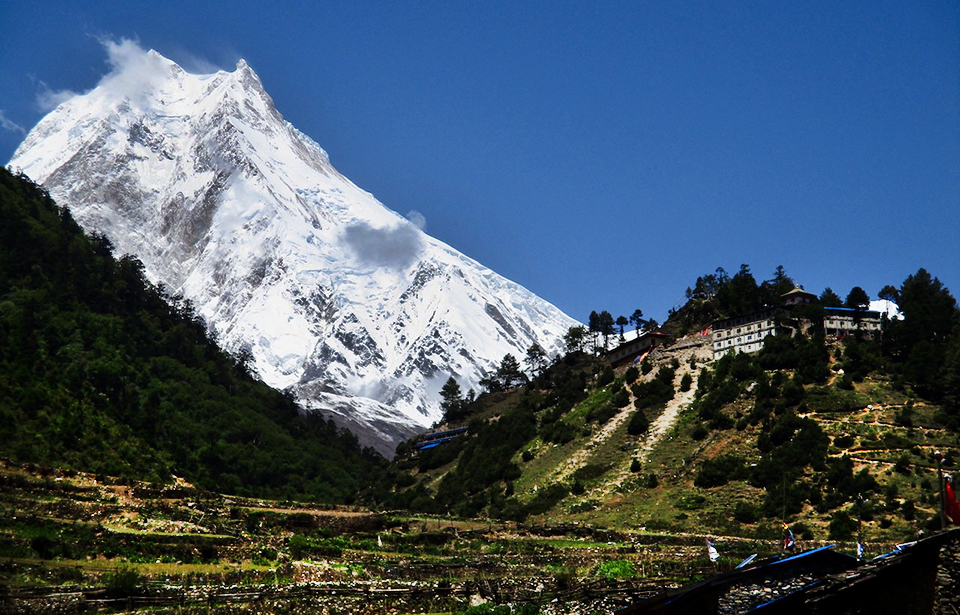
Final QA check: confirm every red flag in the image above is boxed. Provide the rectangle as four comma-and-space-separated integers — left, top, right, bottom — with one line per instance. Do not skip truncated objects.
946, 478, 960, 525
783, 527, 795, 550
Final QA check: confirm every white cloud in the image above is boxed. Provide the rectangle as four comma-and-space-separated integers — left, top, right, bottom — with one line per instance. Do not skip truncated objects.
406, 210, 427, 230
31, 37, 227, 115
96, 37, 172, 100
0, 110, 26, 134
35, 82, 80, 112
343, 221, 424, 270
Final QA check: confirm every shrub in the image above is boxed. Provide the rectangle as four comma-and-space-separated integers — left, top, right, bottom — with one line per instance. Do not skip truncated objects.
836, 373, 854, 390
695, 455, 748, 488
589, 402, 620, 424
792, 522, 814, 541
828, 510, 857, 541
104, 567, 145, 597
611, 388, 631, 408
733, 502, 760, 524
676, 493, 706, 510
596, 559, 636, 580
630, 458, 641, 473
30, 536, 56, 560
597, 366, 615, 387
833, 434, 855, 449
627, 409, 650, 435
894, 454, 912, 475
525, 483, 569, 516
901, 500, 916, 521
542, 421, 576, 444
572, 463, 610, 483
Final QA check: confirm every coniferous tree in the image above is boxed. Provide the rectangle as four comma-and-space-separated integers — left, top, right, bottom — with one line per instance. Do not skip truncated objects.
588, 311, 601, 352
496, 354, 527, 390
941, 328, 960, 426
716, 264, 762, 316
878, 285, 900, 303
819, 287, 844, 307
598, 310, 615, 350
629, 309, 645, 335
616, 315, 629, 339
883, 269, 960, 399
845, 286, 870, 309
440, 376, 465, 423
564, 325, 587, 353
524, 343, 548, 379
760, 265, 795, 305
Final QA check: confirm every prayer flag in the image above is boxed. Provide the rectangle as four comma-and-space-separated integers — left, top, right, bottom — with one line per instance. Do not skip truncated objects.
946, 476, 960, 524
783, 527, 795, 550
706, 538, 719, 563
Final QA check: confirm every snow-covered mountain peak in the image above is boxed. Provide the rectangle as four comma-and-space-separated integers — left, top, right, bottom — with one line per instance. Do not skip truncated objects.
9, 46, 579, 455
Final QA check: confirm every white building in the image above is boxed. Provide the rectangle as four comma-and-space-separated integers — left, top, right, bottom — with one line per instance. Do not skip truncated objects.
711, 308, 779, 360
710, 287, 886, 360
823, 307, 882, 338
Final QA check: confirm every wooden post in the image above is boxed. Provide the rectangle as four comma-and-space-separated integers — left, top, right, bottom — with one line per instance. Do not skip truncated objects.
935, 450, 946, 530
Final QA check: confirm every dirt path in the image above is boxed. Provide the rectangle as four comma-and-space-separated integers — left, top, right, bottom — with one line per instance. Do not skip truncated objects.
554, 337, 709, 493
635, 371, 699, 465
552, 396, 637, 484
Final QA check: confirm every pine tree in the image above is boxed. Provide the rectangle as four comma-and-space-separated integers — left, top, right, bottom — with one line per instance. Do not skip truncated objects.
845, 286, 870, 309
819, 287, 843, 307
524, 343, 548, 378
563, 325, 587, 353
440, 376, 465, 423
598, 310, 615, 350
629, 309, 645, 335
496, 354, 527, 390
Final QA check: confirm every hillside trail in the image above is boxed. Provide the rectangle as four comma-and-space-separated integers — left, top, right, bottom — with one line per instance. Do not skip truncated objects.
804, 402, 949, 471
553, 336, 709, 489
552, 389, 638, 484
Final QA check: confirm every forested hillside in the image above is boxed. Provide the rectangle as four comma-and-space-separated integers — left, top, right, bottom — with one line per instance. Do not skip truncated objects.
381, 263, 960, 540
0, 168, 384, 502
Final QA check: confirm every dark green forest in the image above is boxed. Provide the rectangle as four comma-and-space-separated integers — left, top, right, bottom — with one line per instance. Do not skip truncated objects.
0, 168, 384, 502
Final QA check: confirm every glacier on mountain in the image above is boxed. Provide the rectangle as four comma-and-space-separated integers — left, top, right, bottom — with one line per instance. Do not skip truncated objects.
9, 46, 579, 455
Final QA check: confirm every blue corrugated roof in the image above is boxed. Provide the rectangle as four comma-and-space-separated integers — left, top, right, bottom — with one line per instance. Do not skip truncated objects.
422, 426, 469, 441
769, 544, 838, 566
825, 306, 880, 315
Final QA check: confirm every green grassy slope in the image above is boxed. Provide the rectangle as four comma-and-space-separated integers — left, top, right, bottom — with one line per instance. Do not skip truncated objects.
383, 272, 960, 546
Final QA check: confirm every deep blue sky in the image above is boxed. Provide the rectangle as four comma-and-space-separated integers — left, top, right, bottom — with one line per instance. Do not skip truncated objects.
1, 1, 958, 323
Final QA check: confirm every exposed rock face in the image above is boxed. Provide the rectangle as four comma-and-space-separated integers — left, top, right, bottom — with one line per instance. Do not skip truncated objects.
10, 50, 578, 455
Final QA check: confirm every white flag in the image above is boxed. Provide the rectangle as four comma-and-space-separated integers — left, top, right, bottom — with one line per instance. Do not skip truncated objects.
706, 539, 719, 563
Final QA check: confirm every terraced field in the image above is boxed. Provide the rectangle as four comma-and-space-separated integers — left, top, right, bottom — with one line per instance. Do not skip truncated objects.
0, 460, 781, 614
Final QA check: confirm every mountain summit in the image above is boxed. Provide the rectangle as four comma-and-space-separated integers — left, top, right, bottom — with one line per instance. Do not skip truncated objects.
10, 47, 578, 455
